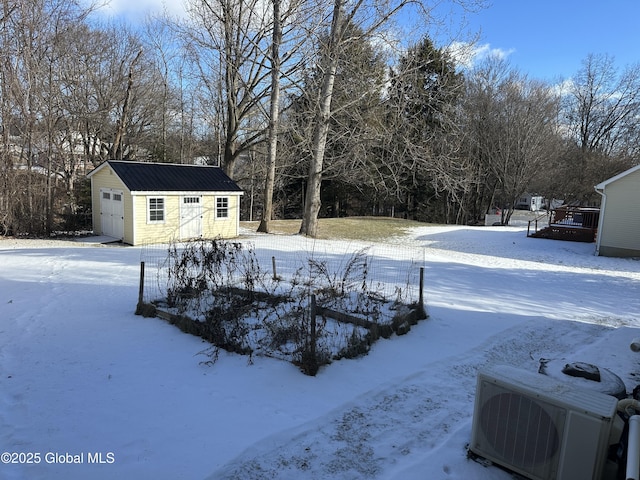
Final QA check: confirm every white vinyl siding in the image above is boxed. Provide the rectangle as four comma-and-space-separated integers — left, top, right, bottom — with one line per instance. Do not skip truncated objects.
597, 166, 640, 257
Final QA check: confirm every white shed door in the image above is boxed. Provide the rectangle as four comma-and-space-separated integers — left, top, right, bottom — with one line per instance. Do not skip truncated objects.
180, 196, 203, 240
100, 189, 124, 240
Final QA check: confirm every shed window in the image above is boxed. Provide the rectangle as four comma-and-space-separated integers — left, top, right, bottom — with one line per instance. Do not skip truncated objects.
216, 197, 229, 219
148, 197, 165, 223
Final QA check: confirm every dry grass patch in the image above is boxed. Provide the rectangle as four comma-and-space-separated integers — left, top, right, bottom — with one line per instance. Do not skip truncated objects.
240, 217, 429, 242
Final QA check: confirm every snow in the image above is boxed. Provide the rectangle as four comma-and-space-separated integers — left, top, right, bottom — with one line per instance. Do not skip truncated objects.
0, 222, 639, 480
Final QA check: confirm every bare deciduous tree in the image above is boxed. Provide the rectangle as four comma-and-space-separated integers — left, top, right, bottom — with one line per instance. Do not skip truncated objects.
567, 54, 640, 158
0, 0, 98, 234
463, 56, 559, 223
182, 0, 274, 177
558, 53, 640, 202
258, 0, 309, 232
299, 0, 417, 236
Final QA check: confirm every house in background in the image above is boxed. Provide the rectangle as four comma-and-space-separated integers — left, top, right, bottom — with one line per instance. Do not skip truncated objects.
594, 164, 640, 257
515, 193, 544, 211
88, 160, 243, 245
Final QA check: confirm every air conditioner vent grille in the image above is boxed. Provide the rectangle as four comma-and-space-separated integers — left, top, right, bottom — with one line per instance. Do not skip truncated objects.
479, 386, 564, 476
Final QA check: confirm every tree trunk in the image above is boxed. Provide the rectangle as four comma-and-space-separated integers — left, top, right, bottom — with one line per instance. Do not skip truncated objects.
258, 0, 282, 233
299, 0, 343, 237
222, 0, 240, 178
113, 49, 143, 161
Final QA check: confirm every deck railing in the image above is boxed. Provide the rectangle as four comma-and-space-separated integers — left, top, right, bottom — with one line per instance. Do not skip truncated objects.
527, 211, 550, 236
550, 206, 600, 229
527, 206, 600, 241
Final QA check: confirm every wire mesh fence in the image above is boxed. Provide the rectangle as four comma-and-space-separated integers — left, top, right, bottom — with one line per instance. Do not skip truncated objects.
137, 235, 427, 374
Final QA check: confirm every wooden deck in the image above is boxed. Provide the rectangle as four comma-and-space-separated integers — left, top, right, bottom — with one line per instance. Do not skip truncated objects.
527, 207, 599, 243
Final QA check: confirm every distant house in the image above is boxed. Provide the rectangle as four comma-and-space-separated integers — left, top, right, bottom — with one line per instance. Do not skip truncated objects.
515, 193, 544, 211
88, 160, 243, 245
594, 164, 640, 257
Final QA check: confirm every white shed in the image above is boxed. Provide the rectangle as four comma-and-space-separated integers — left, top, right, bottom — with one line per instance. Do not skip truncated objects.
594, 164, 640, 257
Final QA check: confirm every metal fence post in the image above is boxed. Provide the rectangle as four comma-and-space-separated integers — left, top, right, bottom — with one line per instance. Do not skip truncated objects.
137, 261, 145, 308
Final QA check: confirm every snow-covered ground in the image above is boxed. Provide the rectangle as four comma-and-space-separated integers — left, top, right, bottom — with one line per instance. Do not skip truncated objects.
0, 222, 639, 480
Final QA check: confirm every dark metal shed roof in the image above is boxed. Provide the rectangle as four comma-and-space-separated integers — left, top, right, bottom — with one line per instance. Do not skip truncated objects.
103, 160, 243, 193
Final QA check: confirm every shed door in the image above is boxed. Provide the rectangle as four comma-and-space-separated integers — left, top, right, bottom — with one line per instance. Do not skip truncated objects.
180, 196, 202, 240
100, 189, 124, 240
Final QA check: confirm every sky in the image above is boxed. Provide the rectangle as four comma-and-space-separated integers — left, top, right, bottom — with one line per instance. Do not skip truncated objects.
94, 0, 640, 82
93, 0, 185, 22
453, 0, 640, 81
1, 220, 639, 479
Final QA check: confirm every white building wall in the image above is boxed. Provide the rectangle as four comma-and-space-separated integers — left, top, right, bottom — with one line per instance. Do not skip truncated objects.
597, 168, 640, 257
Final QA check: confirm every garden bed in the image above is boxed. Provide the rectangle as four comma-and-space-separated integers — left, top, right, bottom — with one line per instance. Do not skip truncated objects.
136, 238, 427, 375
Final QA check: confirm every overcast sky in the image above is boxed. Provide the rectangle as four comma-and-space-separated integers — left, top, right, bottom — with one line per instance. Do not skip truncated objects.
95, 0, 640, 82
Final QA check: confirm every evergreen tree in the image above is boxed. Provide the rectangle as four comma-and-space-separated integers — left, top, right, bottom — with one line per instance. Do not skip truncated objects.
385, 36, 466, 222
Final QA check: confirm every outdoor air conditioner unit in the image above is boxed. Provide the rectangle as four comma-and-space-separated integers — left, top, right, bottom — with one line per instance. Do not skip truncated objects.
469, 365, 621, 480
